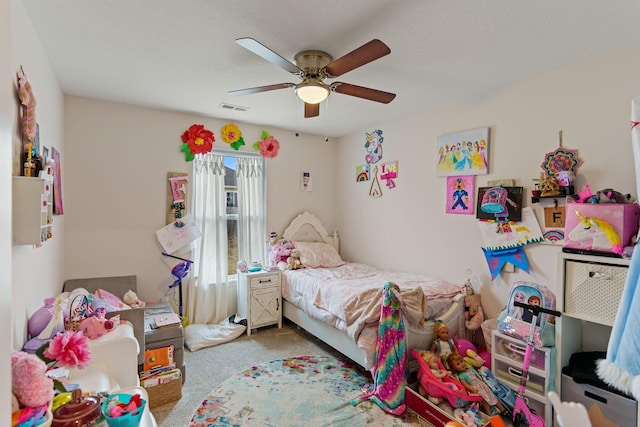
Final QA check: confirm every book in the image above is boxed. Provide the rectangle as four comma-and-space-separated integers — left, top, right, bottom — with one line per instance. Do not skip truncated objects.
141, 368, 182, 388
152, 312, 181, 328
140, 363, 176, 381
143, 345, 174, 372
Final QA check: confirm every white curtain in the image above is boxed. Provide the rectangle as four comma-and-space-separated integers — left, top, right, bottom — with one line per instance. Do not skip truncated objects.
236, 156, 267, 266
187, 153, 229, 325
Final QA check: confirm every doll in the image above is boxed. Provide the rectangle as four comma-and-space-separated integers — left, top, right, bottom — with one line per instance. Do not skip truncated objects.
420, 350, 452, 379
448, 353, 509, 417
430, 321, 458, 364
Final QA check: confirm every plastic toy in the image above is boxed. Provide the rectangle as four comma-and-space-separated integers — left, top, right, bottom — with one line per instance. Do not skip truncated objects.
448, 352, 509, 417
430, 321, 458, 364
411, 348, 482, 408
510, 300, 561, 426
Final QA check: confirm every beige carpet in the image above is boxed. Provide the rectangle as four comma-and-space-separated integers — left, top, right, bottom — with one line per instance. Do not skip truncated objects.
150, 321, 357, 426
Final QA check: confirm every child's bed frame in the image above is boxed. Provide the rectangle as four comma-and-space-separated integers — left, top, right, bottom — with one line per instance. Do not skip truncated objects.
281, 211, 466, 369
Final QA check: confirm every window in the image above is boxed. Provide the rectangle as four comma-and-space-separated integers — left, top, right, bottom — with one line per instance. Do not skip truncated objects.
192, 151, 266, 278
224, 156, 238, 275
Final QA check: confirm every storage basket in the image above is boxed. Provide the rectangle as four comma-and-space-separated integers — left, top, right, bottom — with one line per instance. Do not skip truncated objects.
64, 294, 91, 332
481, 318, 497, 352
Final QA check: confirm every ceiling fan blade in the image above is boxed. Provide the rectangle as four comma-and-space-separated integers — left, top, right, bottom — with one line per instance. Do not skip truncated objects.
304, 103, 320, 118
332, 82, 396, 104
236, 38, 301, 74
324, 39, 391, 78
228, 83, 295, 96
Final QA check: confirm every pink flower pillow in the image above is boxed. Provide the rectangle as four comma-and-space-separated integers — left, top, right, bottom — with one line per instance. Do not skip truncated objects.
294, 241, 345, 268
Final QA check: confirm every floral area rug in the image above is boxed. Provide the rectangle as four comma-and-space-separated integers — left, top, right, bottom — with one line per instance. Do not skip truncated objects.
190, 355, 419, 426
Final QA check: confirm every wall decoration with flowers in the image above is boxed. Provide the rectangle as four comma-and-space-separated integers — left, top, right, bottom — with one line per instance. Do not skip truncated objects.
221, 123, 245, 150
180, 124, 215, 161
253, 130, 280, 158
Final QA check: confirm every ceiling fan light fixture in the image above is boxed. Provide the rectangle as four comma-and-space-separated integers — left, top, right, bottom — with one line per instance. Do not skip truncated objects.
296, 81, 329, 104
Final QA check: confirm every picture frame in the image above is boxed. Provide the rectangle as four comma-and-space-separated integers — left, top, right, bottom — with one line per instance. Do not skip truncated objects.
476, 186, 523, 222
446, 175, 475, 214
436, 127, 490, 176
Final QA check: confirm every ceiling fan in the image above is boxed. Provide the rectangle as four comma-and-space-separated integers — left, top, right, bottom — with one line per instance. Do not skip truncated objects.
229, 38, 396, 118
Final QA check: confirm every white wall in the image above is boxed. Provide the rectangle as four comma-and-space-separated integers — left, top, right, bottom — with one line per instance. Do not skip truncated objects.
2, 1, 13, 421
335, 44, 640, 318
63, 97, 337, 305
11, 0, 66, 350
5, 1, 66, 423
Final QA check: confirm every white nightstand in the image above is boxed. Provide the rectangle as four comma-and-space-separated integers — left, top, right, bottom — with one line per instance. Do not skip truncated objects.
237, 270, 282, 336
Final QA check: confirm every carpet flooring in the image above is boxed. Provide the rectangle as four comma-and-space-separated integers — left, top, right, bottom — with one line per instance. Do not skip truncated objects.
150, 321, 421, 426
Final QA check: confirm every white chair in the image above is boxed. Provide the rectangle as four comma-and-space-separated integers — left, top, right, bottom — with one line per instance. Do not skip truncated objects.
66, 324, 158, 427
548, 391, 592, 427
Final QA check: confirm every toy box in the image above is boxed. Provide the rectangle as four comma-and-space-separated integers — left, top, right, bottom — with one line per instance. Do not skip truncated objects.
563, 203, 640, 257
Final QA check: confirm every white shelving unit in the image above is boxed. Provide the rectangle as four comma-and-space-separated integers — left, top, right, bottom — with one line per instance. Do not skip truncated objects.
12, 176, 52, 245
556, 252, 638, 426
237, 270, 282, 336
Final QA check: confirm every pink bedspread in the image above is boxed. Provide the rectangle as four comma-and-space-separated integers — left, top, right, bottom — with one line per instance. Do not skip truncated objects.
282, 262, 462, 343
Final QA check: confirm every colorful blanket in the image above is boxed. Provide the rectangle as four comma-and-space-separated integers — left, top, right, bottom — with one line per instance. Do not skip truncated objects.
352, 282, 407, 414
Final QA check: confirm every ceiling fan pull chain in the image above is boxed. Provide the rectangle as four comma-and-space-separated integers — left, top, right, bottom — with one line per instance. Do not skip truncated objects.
324, 99, 329, 142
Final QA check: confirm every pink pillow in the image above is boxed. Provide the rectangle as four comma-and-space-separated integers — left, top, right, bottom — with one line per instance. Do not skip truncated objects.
294, 241, 344, 268
94, 289, 128, 310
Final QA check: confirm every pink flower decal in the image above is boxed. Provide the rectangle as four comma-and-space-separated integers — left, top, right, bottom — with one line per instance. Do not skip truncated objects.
44, 330, 91, 369
254, 131, 280, 158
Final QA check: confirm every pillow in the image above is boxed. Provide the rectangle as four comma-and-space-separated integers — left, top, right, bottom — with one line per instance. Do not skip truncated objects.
294, 241, 345, 268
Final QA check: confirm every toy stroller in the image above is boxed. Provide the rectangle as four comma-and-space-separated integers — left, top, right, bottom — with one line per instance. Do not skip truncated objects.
411, 348, 483, 408
511, 301, 561, 426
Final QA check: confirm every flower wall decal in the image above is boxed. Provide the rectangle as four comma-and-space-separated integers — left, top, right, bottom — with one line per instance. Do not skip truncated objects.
181, 124, 215, 161
221, 123, 246, 150
252, 130, 280, 158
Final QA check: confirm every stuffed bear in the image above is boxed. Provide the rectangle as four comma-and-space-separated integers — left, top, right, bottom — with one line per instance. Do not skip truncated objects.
287, 248, 302, 270
123, 289, 145, 308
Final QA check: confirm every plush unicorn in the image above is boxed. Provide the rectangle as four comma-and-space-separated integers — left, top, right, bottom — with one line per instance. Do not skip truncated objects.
568, 210, 622, 255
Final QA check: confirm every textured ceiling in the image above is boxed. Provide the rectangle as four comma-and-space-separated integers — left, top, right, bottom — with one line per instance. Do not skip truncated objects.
21, 0, 640, 138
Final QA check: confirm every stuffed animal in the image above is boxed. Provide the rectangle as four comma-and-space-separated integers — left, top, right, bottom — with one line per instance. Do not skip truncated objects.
11, 350, 54, 408
287, 248, 302, 270
269, 240, 292, 267
464, 281, 484, 331
79, 309, 118, 339
123, 289, 145, 308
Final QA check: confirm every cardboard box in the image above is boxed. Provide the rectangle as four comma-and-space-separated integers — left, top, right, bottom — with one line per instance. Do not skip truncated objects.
144, 371, 182, 409
563, 203, 640, 256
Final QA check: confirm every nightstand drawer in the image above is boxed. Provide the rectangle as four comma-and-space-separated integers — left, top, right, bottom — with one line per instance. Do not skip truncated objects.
249, 274, 280, 288
493, 333, 547, 371
564, 260, 627, 325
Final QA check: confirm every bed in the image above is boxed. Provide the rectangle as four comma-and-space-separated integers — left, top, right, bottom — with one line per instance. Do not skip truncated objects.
280, 211, 467, 371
